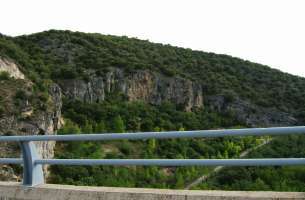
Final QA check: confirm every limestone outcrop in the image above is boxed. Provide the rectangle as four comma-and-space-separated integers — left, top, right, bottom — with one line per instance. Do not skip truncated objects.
0, 57, 25, 79
0, 79, 62, 180
59, 68, 203, 111
207, 95, 298, 127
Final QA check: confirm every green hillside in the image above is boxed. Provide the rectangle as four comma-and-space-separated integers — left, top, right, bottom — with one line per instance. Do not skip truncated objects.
0, 30, 305, 190
1, 30, 305, 114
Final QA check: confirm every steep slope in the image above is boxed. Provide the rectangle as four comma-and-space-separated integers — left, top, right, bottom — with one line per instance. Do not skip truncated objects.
2, 30, 305, 126
0, 56, 62, 180
0, 30, 304, 188
13, 30, 305, 116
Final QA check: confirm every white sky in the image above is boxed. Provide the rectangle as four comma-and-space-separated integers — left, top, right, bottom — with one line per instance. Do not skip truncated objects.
1, 0, 305, 77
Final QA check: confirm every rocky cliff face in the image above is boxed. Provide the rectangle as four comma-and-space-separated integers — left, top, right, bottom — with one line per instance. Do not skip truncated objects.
0, 57, 25, 79
0, 78, 62, 181
59, 68, 203, 111
207, 95, 298, 127
58, 68, 299, 126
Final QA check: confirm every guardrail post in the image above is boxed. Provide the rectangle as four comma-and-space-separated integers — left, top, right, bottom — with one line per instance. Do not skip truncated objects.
20, 141, 44, 186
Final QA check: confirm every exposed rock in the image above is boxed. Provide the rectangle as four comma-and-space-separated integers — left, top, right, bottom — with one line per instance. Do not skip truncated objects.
0, 57, 25, 79
59, 68, 203, 111
125, 70, 203, 111
207, 95, 298, 127
0, 83, 62, 180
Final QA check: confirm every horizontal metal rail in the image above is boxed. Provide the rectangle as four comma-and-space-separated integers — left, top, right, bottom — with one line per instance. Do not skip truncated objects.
36, 158, 305, 166
1, 126, 305, 187
0, 126, 305, 142
0, 158, 23, 164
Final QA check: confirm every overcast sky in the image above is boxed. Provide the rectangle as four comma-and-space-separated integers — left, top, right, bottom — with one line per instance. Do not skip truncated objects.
1, 0, 305, 77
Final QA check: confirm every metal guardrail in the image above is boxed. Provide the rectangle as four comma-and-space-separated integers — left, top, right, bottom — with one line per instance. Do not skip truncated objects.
1, 126, 305, 187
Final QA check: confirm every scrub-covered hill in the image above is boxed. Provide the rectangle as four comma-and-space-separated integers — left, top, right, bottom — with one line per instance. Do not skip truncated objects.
0, 30, 304, 190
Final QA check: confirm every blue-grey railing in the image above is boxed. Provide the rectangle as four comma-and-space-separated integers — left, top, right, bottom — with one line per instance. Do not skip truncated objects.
1, 126, 305, 187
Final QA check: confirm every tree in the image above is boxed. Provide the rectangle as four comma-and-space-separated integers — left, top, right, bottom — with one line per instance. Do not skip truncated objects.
82, 120, 93, 133
223, 150, 229, 159
95, 121, 106, 133
178, 127, 185, 131
148, 139, 156, 153
58, 119, 81, 135
216, 151, 223, 159
154, 127, 161, 132
175, 173, 184, 189
141, 119, 154, 131
113, 115, 125, 133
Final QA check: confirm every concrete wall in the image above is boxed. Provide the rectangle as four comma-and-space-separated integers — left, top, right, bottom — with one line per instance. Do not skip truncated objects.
0, 182, 305, 200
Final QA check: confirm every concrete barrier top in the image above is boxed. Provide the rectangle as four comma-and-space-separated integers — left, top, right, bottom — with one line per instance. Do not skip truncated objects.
0, 182, 305, 200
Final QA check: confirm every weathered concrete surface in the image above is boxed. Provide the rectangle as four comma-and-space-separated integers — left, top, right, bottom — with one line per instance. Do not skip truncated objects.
0, 182, 305, 200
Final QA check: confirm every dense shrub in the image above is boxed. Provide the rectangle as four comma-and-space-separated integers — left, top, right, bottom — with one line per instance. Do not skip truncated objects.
0, 71, 10, 80
202, 135, 305, 192
0, 30, 304, 115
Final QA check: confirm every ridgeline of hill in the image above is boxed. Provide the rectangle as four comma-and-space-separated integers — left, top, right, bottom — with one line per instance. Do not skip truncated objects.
0, 30, 305, 190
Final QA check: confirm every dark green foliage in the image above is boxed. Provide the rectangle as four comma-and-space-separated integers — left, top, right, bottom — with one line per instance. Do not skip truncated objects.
50, 100, 258, 188
58, 119, 81, 135
61, 100, 243, 133
14, 90, 27, 100
1, 30, 305, 116
203, 135, 305, 191
113, 115, 125, 133
0, 71, 10, 80
0, 106, 4, 117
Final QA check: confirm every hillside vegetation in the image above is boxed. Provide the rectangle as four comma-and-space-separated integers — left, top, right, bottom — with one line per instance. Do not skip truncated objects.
199, 135, 305, 191
0, 30, 305, 190
1, 30, 305, 114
